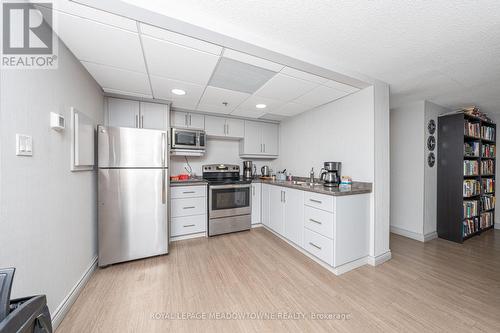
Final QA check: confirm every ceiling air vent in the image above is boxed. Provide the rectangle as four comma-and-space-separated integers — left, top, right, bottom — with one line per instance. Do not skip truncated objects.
209, 57, 277, 94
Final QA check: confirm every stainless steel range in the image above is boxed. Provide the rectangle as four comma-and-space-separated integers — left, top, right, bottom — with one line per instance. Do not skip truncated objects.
203, 164, 251, 236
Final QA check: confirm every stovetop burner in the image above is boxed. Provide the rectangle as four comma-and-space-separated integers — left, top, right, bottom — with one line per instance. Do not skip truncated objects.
202, 164, 248, 185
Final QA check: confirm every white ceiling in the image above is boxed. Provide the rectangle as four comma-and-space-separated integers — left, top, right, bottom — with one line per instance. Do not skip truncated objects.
118, 0, 500, 113
46, 1, 362, 119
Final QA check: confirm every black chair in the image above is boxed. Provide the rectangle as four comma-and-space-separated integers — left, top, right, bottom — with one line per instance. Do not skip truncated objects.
0, 268, 52, 333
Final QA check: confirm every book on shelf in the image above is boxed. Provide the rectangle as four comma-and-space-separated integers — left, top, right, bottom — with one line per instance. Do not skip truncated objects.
463, 160, 479, 175
464, 121, 480, 137
481, 144, 496, 158
480, 159, 495, 175
463, 200, 478, 218
463, 217, 479, 237
463, 179, 480, 197
480, 195, 496, 211
480, 211, 494, 229
481, 126, 495, 141
482, 178, 495, 193
464, 142, 480, 157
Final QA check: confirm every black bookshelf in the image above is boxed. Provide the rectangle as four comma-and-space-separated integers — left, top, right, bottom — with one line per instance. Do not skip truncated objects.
437, 113, 496, 243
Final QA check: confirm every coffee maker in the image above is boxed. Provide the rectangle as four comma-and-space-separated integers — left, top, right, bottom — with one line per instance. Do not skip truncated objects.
243, 161, 256, 179
320, 162, 341, 187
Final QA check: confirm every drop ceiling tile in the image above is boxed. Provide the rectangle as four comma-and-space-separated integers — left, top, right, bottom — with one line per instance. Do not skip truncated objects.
223, 49, 284, 72
140, 23, 222, 55
254, 73, 319, 102
56, 11, 146, 72
273, 102, 312, 116
323, 80, 360, 93
142, 36, 220, 85
230, 108, 265, 119
82, 61, 151, 96
280, 67, 329, 84
292, 85, 348, 107
150, 75, 205, 109
235, 96, 285, 113
197, 86, 250, 114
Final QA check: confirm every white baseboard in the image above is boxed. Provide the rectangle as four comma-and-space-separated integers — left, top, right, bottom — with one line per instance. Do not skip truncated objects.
390, 226, 426, 242
423, 231, 438, 242
251, 223, 263, 228
170, 232, 206, 242
495, 223, 500, 230
51, 256, 98, 330
367, 250, 392, 266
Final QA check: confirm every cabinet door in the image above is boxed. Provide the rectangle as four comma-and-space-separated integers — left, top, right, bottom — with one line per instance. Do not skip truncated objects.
241, 121, 262, 155
261, 122, 279, 155
269, 186, 284, 234
226, 118, 244, 139
283, 188, 304, 246
107, 98, 140, 128
188, 113, 205, 130
204, 115, 226, 137
251, 183, 262, 225
261, 184, 271, 227
140, 102, 167, 130
171, 111, 188, 128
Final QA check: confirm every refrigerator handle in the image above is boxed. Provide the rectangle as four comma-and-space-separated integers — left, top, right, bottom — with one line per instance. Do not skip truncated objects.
162, 169, 166, 204
161, 132, 166, 167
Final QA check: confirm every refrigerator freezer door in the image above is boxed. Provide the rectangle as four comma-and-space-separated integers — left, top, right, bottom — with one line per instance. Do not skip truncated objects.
98, 126, 166, 168
98, 168, 168, 266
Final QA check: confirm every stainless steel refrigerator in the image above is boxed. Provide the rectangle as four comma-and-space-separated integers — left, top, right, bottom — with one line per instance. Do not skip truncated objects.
97, 125, 168, 267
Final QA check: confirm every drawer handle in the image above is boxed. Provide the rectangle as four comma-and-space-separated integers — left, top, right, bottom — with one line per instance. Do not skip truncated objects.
309, 218, 322, 225
183, 224, 196, 227
309, 242, 322, 250
183, 206, 196, 209
309, 199, 322, 204
182, 191, 196, 194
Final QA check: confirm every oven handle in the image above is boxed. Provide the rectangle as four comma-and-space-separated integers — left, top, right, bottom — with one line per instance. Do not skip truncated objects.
209, 184, 251, 190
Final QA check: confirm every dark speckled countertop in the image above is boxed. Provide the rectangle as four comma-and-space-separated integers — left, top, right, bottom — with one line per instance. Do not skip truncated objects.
170, 176, 208, 187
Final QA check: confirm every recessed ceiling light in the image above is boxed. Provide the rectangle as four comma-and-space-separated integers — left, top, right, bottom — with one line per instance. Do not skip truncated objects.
256, 104, 267, 109
171, 89, 186, 96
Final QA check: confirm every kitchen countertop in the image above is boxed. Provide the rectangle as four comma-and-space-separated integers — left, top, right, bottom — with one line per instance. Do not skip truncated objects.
252, 177, 372, 196
170, 176, 208, 187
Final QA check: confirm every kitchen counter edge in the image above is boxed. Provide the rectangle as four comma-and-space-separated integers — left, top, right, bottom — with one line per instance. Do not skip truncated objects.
251, 178, 372, 196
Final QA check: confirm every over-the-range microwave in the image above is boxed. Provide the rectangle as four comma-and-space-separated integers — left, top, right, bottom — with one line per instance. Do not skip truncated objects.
170, 128, 206, 156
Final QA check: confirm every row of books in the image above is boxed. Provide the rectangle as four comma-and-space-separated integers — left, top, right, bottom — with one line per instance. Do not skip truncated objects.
482, 144, 496, 158
464, 121, 480, 137
464, 160, 479, 176
463, 200, 479, 218
482, 178, 495, 193
481, 195, 495, 211
463, 179, 480, 197
481, 160, 495, 175
463, 217, 479, 237
480, 212, 494, 229
464, 142, 480, 157
481, 126, 495, 141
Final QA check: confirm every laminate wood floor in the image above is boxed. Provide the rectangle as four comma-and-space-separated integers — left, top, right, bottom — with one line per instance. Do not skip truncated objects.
57, 227, 500, 333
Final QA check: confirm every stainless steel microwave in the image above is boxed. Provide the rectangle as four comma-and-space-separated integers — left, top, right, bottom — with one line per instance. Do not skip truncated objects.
171, 128, 206, 155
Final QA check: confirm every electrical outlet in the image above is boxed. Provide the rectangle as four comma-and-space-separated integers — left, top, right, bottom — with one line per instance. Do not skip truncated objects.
16, 134, 33, 156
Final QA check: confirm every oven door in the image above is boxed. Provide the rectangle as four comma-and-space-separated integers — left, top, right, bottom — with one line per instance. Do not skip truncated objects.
209, 184, 251, 219
172, 128, 200, 149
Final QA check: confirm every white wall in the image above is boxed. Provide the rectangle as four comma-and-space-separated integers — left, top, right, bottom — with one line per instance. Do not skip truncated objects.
0, 40, 103, 315
170, 137, 277, 176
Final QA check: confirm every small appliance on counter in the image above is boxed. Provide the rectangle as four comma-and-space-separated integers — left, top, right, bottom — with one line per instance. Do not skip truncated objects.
170, 127, 206, 156
320, 162, 341, 187
242, 161, 256, 179
261, 165, 271, 177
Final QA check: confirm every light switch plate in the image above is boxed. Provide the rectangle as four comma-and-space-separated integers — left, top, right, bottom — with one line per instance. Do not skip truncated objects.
16, 134, 33, 156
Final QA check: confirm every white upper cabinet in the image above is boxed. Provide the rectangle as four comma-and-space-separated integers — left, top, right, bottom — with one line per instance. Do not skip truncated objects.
56, 11, 146, 73
205, 116, 244, 139
240, 121, 279, 157
106, 98, 169, 130
141, 36, 220, 85
171, 111, 205, 130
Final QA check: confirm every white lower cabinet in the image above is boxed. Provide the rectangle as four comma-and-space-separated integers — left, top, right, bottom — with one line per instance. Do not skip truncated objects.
303, 228, 333, 265
269, 185, 284, 234
261, 184, 271, 228
282, 188, 304, 246
170, 185, 207, 238
251, 183, 261, 225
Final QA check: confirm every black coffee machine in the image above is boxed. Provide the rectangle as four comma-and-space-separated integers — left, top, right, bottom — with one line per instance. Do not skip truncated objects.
320, 162, 341, 187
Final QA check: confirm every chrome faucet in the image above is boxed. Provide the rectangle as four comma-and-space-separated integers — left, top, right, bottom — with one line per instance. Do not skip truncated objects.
309, 167, 314, 184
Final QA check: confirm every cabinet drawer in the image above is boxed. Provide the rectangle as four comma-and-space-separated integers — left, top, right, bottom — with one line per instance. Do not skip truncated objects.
304, 192, 334, 212
303, 228, 333, 265
171, 197, 206, 217
304, 206, 334, 239
171, 215, 206, 237
171, 185, 206, 199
